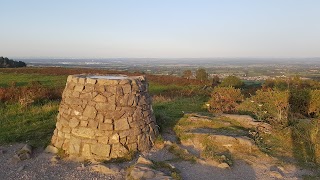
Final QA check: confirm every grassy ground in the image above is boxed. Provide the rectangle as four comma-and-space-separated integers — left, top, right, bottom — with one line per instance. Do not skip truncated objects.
153, 96, 208, 130
0, 101, 59, 147
0, 72, 67, 87
0, 71, 209, 148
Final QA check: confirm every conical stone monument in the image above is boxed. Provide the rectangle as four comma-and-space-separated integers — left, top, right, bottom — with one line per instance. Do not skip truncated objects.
50, 74, 158, 160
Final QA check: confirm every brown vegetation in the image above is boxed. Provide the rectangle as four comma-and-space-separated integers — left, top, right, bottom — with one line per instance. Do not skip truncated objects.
207, 87, 243, 114
0, 81, 62, 105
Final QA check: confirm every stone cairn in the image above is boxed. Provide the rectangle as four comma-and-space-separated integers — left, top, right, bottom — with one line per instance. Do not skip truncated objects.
50, 74, 159, 160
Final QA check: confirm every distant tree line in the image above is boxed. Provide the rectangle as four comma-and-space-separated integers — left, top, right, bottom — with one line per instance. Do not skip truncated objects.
0, 56, 26, 68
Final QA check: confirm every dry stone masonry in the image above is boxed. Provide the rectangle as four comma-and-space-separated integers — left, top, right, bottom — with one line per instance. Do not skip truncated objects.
50, 74, 158, 160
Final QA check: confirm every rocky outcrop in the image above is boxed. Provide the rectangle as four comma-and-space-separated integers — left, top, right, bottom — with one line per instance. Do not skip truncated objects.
50, 74, 158, 160
127, 157, 172, 180
221, 114, 272, 134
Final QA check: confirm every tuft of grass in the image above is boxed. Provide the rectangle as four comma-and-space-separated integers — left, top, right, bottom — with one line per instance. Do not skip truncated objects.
154, 135, 165, 149
168, 144, 197, 163
151, 161, 182, 180
57, 148, 67, 158
201, 138, 234, 166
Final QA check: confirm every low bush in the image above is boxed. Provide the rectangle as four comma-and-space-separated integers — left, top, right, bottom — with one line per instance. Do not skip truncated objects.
237, 89, 289, 126
220, 75, 244, 88
309, 90, 320, 117
207, 87, 243, 114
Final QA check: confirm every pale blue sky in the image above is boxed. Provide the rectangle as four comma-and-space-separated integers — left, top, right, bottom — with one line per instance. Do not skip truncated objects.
1, 0, 319, 58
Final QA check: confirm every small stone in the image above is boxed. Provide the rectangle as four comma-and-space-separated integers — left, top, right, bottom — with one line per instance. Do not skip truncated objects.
44, 145, 59, 154
0, 149, 5, 154
91, 144, 111, 157
137, 156, 153, 165
50, 155, 60, 164
109, 134, 120, 144
111, 144, 128, 157
220, 155, 227, 161
122, 84, 132, 94
95, 103, 107, 111
82, 144, 91, 157
19, 144, 32, 154
119, 79, 131, 85
74, 85, 84, 92
130, 169, 144, 179
104, 118, 113, 124
93, 94, 107, 102
17, 165, 25, 172
86, 78, 97, 84
67, 75, 73, 82
78, 77, 86, 84
71, 127, 95, 139
76, 166, 85, 171
80, 120, 88, 127
97, 136, 109, 144
270, 165, 285, 176
236, 136, 254, 147
143, 170, 156, 179
127, 143, 138, 151
99, 123, 113, 131
218, 163, 230, 169
84, 85, 94, 92
18, 152, 31, 161
69, 118, 80, 128
9, 155, 21, 164
88, 119, 98, 129
69, 137, 81, 154
83, 105, 97, 119
114, 118, 129, 131
96, 113, 104, 123
269, 171, 283, 179
167, 163, 175, 169
71, 77, 79, 83
116, 87, 124, 95
90, 164, 116, 175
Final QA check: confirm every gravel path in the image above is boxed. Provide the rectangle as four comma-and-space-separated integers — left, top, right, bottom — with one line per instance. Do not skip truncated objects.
0, 144, 121, 180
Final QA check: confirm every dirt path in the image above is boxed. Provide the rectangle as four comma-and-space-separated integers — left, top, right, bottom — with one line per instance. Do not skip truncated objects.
0, 144, 121, 180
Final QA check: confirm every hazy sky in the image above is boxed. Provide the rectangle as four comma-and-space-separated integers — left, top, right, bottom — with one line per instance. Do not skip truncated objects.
1, 0, 320, 58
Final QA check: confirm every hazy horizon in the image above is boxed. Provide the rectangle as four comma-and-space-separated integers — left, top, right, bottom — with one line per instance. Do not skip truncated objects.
1, 1, 320, 59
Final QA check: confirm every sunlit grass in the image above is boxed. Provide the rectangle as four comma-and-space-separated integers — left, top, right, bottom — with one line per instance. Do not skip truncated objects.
0, 101, 59, 147
0, 72, 66, 87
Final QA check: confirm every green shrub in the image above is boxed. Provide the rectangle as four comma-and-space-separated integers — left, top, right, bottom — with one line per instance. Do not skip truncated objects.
207, 87, 243, 113
289, 89, 311, 117
291, 119, 320, 165
220, 76, 244, 88
309, 90, 320, 117
238, 89, 289, 126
